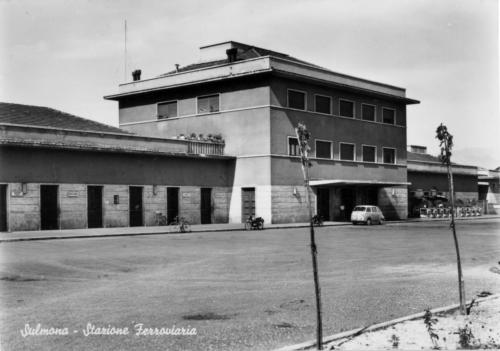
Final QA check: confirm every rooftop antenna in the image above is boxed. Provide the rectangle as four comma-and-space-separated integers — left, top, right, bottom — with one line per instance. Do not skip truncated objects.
124, 19, 127, 81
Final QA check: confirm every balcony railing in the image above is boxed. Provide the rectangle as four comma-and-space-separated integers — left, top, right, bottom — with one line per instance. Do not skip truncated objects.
187, 140, 225, 156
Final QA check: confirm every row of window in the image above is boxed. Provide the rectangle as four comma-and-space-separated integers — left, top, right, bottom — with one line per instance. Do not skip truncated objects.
288, 137, 396, 164
157, 95, 220, 119
288, 89, 397, 125
157, 90, 397, 125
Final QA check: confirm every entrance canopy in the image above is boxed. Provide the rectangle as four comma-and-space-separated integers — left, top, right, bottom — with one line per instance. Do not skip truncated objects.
310, 179, 411, 187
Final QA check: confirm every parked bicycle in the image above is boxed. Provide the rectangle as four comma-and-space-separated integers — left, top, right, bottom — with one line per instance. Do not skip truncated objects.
245, 215, 264, 230
312, 214, 323, 227
169, 216, 191, 233
155, 211, 168, 226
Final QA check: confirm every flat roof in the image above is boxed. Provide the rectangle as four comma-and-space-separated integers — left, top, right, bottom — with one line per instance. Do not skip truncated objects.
105, 43, 419, 104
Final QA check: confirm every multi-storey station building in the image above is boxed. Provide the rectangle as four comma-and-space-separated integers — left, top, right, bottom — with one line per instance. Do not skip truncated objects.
0, 41, 421, 232
105, 41, 420, 223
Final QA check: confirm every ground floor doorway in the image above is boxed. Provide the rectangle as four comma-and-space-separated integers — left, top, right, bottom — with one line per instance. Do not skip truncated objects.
340, 187, 356, 221
241, 188, 255, 221
129, 186, 143, 227
167, 187, 179, 224
316, 187, 330, 220
200, 188, 212, 224
41, 185, 59, 230
87, 186, 103, 228
0, 185, 7, 232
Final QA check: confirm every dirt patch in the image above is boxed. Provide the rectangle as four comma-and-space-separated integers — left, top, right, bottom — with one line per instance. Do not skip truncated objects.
280, 299, 308, 311
273, 322, 296, 329
0, 274, 45, 282
182, 312, 233, 321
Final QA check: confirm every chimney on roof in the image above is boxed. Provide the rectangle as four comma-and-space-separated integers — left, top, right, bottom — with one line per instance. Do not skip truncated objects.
132, 69, 141, 81
409, 145, 427, 154
226, 48, 238, 63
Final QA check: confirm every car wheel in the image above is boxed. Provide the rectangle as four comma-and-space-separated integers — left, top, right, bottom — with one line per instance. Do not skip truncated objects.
379, 218, 385, 225
352, 221, 357, 225
366, 218, 372, 225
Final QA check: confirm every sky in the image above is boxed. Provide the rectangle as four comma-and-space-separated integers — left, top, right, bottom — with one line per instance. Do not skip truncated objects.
1, 0, 498, 168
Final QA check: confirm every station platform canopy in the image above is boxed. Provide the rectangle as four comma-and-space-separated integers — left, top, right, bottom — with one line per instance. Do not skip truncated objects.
309, 179, 411, 187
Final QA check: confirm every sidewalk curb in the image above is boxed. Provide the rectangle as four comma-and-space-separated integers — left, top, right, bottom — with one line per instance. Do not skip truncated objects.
272, 294, 500, 351
0, 223, 354, 243
1, 215, 498, 243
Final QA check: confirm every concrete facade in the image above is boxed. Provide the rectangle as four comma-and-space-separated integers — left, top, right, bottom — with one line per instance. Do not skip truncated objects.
0, 116, 235, 231
106, 41, 419, 223
1, 41, 421, 231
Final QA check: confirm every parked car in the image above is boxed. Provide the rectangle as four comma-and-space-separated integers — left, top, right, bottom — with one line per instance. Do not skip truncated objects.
351, 205, 385, 225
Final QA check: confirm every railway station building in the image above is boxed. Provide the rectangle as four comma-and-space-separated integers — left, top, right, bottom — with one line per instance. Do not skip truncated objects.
1, 41, 421, 231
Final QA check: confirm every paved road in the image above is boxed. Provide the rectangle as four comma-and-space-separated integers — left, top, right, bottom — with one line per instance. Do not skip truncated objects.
1, 219, 499, 351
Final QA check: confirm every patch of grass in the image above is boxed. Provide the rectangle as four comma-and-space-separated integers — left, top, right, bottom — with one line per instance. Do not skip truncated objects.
182, 312, 232, 321
389, 334, 400, 349
457, 325, 476, 349
424, 309, 440, 349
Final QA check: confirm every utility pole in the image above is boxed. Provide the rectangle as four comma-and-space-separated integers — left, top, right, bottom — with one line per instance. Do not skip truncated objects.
295, 123, 323, 350
124, 20, 127, 82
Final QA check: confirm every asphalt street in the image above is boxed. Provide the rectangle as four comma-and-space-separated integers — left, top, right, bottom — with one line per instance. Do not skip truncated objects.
1, 219, 499, 350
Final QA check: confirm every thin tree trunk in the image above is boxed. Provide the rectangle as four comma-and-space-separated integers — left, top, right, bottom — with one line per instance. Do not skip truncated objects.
304, 166, 323, 350
447, 151, 466, 314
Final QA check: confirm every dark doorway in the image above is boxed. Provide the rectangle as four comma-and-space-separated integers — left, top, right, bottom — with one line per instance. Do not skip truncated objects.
340, 187, 356, 221
316, 188, 330, 220
129, 186, 143, 227
167, 187, 179, 224
41, 185, 59, 230
0, 185, 7, 232
361, 187, 378, 205
87, 186, 103, 228
241, 187, 255, 221
200, 188, 212, 224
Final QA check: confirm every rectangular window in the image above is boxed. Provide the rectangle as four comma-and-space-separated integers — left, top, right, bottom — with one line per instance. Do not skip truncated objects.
315, 140, 332, 159
340, 143, 355, 161
383, 148, 396, 164
197, 95, 219, 114
288, 137, 299, 156
288, 90, 306, 110
362, 145, 376, 162
361, 104, 375, 121
339, 99, 354, 118
382, 108, 395, 124
157, 101, 178, 119
315, 95, 331, 114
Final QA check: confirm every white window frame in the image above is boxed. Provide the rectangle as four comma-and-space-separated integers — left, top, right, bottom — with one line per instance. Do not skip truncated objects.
361, 144, 377, 163
382, 147, 397, 164
196, 94, 221, 115
339, 98, 355, 118
361, 103, 376, 122
339, 142, 356, 161
157, 100, 178, 119
382, 107, 396, 125
315, 139, 333, 159
313, 94, 332, 115
287, 136, 300, 156
287, 89, 307, 111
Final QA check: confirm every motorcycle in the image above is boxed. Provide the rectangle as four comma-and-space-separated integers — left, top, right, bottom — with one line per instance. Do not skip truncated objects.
245, 215, 264, 230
